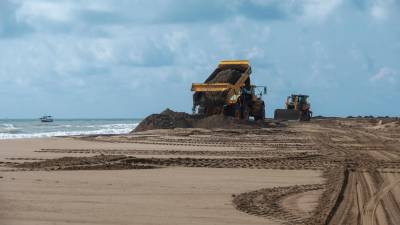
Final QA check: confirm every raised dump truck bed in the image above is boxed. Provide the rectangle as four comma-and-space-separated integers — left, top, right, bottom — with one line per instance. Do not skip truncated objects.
191, 60, 266, 120
192, 61, 250, 92
204, 62, 250, 84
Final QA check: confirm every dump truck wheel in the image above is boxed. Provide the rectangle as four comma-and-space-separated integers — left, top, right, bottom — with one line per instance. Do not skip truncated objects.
261, 106, 265, 120
256, 103, 265, 121
254, 107, 265, 121
241, 104, 250, 120
234, 104, 241, 118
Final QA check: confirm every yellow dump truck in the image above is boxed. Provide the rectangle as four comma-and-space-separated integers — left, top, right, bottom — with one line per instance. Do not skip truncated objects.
191, 60, 266, 120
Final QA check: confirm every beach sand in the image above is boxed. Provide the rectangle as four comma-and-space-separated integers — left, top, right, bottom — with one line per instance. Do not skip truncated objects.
0, 137, 323, 225
1, 118, 399, 225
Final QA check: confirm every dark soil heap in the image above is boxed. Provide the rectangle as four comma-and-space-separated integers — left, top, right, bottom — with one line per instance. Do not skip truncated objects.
193, 114, 262, 129
133, 108, 274, 132
133, 109, 194, 132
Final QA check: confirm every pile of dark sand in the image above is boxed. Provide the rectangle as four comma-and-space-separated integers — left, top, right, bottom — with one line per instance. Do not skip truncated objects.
133, 109, 194, 132
133, 109, 274, 132
193, 114, 267, 129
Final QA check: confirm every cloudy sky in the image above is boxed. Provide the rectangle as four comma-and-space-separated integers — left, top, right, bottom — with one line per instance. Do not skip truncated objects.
0, 0, 399, 118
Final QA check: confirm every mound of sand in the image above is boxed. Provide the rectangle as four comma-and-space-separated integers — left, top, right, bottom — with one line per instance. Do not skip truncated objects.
133, 109, 274, 132
192, 114, 267, 129
133, 109, 194, 132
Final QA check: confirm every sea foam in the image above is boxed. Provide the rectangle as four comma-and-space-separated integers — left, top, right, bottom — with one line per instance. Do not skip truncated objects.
0, 120, 139, 139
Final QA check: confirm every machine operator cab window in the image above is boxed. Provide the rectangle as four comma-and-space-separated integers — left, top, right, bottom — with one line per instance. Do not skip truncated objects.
287, 95, 295, 110
298, 95, 305, 104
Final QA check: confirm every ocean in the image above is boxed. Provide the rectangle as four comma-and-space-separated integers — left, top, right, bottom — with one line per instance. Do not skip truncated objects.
0, 119, 141, 139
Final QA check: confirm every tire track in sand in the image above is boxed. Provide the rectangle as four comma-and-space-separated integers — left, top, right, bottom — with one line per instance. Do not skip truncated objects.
361, 177, 400, 225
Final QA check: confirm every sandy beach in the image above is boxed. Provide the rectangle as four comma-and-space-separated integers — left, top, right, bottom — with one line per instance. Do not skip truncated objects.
0, 168, 323, 225
1, 1, 398, 224
0, 137, 323, 225
1, 118, 400, 225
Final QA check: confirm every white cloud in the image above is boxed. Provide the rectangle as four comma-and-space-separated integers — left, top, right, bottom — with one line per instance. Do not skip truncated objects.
312, 41, 329, 59
16, 1, 74, 24
0, 0, 399, 117
245, 47, 264, 60
369, 0, 397, 21
371, 4, 387, 20
370, 67, 397, 84
300, 0, 343, 22
164, 30, 189, 52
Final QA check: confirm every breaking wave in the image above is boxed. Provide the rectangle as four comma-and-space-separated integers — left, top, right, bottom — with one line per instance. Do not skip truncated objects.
0, 121, 139, 140
0, 124, 22, 134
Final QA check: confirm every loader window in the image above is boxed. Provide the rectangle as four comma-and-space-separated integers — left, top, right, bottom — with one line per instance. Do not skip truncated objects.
299, 96, 307, 104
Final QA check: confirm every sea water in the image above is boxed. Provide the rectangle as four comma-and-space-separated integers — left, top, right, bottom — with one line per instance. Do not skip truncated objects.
0, 119, 140, 139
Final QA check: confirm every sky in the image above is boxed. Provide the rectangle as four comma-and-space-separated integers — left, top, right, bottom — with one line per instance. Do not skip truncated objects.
0, 0, 399, 118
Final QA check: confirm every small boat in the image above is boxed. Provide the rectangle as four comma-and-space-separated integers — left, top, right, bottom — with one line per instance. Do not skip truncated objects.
40, 115, 54, 123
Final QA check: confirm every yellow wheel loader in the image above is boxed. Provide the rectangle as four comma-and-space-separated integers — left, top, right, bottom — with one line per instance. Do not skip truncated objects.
191, 60, 266, 120
274, 94, 312, 121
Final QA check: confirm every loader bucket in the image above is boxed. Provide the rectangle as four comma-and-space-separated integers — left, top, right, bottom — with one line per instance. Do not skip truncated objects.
273, 109, 301, 120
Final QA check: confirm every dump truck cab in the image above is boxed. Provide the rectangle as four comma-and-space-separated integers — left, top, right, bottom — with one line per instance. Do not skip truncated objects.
191, 60, 266, 120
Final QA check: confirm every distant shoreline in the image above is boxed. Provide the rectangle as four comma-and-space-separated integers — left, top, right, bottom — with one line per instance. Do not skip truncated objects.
0, 119, 140, 140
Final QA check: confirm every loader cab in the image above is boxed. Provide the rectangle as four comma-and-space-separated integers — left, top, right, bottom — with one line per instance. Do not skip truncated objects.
287, 94, 309, 110
275, 94, 312, 121
297, 95, 308, 105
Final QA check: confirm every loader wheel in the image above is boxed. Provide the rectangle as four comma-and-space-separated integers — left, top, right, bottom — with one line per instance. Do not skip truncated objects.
300, 110, 311, 121
307, 111, 312, 121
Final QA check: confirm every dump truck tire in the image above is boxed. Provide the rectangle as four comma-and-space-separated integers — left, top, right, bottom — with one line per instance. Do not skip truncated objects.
234, 104, 241, 119
241, 105, 250, 120
254, 104, 265, 121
